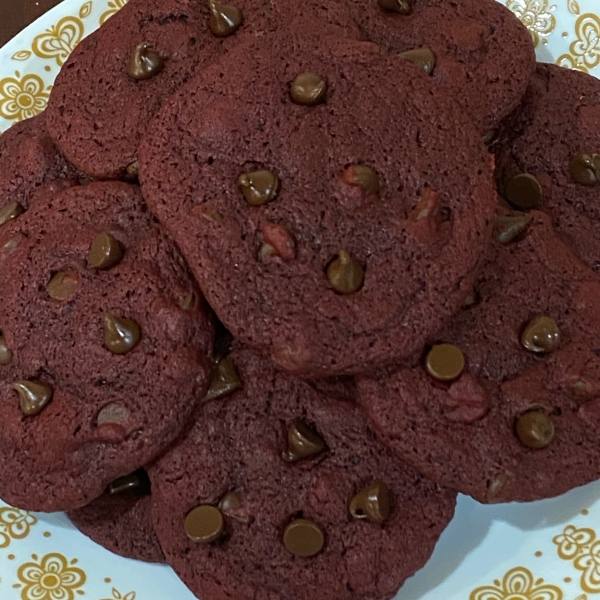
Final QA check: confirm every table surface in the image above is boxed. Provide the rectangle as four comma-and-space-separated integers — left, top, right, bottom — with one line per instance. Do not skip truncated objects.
0, 0, 62, 48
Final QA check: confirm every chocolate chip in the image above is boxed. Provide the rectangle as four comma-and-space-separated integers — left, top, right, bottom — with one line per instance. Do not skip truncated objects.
128, 42, 164, 80
425, 344, 465, 381
97, 403, 130, 426
504, 173, 542, 210
326, 250, 364, 294
88, 233, 124, 270
126, 160, 139, 180
185, 505, 224, 544
205, 356, 242, 401
283, 518, 324, 557
282, 419, 326, 462
349, 481, 391, 523
208, 0, 243, 37
218, 490, 250, 523
0, 334, 12, 365
238, 170, 279, 206
179, 291, 197, 310
103, 314, 141, 354
47, 271, 79, 302
515, 410, 555, 449
342, 165, 381, 193
290, 72, 327, 106
0, 202, 24, 227
521, 315, 560, 353
109, 469, 150, 496
569, 153, 600, 186
11, 380, 53, 416
493, 214, 532, 244
262, 222, 296, 261
487, 473, 508, 499
377, 0, 412, 14
398, 48, 436, 75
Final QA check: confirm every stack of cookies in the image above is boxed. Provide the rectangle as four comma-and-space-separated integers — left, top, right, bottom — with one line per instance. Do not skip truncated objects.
1, 0, 599, 598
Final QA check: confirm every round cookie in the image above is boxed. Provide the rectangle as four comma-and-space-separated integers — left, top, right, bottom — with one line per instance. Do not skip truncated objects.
0, 113, 77, 212
357, 210, 600, 503
149, 346, 457, 600
139, 42, 496, 377
346, 0, 535, 135
0, 181, 213, 511
68, 470, 164, 563
45, 0, 360, 179
494, 63, 600, 271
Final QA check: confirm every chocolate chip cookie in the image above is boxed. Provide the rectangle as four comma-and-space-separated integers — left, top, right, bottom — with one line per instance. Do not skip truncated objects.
0, 113, 77, 215
358, 211, 600, 502
68, 470, 164, 563
139, 42, 496, 377
347, 0, 535, 135
0, 181, 213, 511
45, 0, 360, 179
149, 346, 456, 600
495, 63, 600, 271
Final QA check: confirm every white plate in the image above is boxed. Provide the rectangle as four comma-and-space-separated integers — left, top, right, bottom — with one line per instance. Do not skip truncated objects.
1, 1, 600, 599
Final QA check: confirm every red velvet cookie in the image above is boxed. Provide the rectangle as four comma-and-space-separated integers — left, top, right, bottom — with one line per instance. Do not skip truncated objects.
139, 42, 496, 377
0, 181, 213, 511
347, 0, 535, 135
358, 211, 600, 503
45, 0, 360, 179
149, 346, 456, 600
68, 470, 164, 563
495, 63, 600, 271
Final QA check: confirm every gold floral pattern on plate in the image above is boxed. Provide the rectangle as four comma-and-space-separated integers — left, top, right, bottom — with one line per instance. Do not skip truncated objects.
99, 588, 136, 600
0, 507, 37, 549
100, 0, 129, 25
0, 72, 51, 122
554, 525, 600, 593
504, 0, 557, 46
469, 566, 563, 600
13, 552, 86, 600
557, 13, 600, 73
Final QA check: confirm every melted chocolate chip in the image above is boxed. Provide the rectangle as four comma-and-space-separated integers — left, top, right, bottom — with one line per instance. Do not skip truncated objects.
238, 170, 279, 206
282, 419, 326, 462
425, 344, 465, 381
128, 42, 164, 80
47, 271, 78, 301
569, 153, 600, 186
515, 410, 555, 449
349, 481, 391, 523
377, 0, 412, 14
218, 491, 250, 523
109, 469, 150, 496
185, 505, 224, 544
521, 315, 560, 353
0, 202, 24, 227
97, 403, 130, 426
103, 314, 141, 354
493, 214, 532, 244
205, 356, 242, 401
125, 160, 139, 180
88, 233, 124, 270
208, 0, 243, 37
283, 518, 324, 557
290, 72, 327, 106
0, 334, 12, 365
11, 380, 53, 416
504, 173, 542, 210
326, 250, 364, 294
398, 48, 436, 75
342, 165, 381, 193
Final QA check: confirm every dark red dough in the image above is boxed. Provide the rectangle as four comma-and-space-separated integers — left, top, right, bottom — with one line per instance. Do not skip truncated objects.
45, 0, 360, 179
68, 482, 164, 563
150, 346, 456, 600
0, 113, 77, 210
0, 182, 213, 511
139, 42, 496, 377
347, 0, 535, 134
494, 63, 600, 271
357, 211, 600, 503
